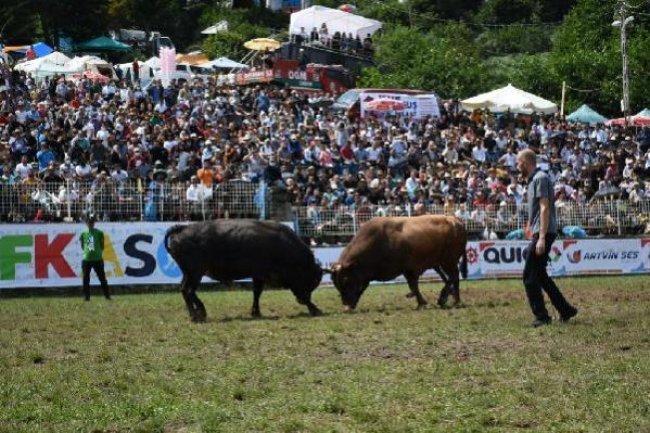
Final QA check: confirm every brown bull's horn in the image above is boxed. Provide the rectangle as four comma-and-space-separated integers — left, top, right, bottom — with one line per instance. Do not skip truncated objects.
322, 263, 341, 274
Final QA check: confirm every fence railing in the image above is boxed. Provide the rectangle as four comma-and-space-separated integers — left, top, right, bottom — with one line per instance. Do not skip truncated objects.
2, 179, 649, 241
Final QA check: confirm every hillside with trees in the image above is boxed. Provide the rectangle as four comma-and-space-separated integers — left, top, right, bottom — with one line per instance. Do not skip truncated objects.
2, 0, 649, 114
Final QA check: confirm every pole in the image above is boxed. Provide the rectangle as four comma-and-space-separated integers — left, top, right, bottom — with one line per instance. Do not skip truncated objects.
620, 1, 630, 129
560, 81, 566, 119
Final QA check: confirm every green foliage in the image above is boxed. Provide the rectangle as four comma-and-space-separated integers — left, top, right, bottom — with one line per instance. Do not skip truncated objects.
476, 26, 552, 57
359, 25, 488, 98
200, 5, 287, 60
553, 0, 618, 52
474, 0, 537, 25
0, 1, 40, 43
32, 0, 109, 44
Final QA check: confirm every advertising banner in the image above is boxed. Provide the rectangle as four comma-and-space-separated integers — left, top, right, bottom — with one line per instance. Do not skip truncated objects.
360, 92, 440, 120
235, 70, 274, 85
159, 47, 176, 88
0, 223, 178, 289
0, 223, 648, 289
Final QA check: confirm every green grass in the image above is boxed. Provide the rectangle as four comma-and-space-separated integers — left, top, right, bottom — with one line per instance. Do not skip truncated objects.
1, 276, 650, 433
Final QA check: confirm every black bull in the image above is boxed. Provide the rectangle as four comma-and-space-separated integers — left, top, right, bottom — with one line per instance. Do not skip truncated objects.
164, 220, 323, 322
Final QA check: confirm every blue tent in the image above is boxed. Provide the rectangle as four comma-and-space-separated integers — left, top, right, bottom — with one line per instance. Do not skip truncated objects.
566, 104, 608, 125
5, 42, 54, 58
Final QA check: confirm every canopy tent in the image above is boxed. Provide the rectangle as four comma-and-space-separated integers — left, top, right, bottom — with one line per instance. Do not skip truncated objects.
13, 51, 71, 74
606, 115, 650, 127
635, 108, 650, 117
290, 5, 382, 38
144, 56, 161, 69
176, 53, 209, 65
566, 104, 608, 125
74, 36, 131, 52
201, 20, 229, 35
461, 84, 558, 115
201, 57, 249, 69
116, 59, 157, 82
3, 42, 53, 58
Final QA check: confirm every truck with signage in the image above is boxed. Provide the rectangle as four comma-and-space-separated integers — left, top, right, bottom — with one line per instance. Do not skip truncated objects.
234, 59, 354, 94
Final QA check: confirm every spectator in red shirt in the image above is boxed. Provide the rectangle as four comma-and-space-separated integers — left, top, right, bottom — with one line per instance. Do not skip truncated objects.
25, 46, 36, 61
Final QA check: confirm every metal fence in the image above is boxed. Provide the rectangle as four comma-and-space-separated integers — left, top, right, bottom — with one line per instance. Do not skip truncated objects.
293, 200, 650, 244
1, 179, 649, 242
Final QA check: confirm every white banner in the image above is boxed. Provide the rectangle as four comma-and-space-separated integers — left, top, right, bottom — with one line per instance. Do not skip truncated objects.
360, 92, 440, 120
0, 223, 648, 289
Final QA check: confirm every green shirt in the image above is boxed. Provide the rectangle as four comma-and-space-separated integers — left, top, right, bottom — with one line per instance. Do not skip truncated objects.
80, 228, 104, 261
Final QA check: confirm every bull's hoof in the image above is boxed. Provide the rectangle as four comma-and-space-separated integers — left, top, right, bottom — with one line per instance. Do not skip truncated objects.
416, 302, 428, 310
251, 310, 262, 318
308, 307, 323, 317
191, 315, 206, 323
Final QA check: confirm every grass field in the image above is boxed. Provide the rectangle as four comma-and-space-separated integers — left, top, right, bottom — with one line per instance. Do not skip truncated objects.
1, 276, 650, 433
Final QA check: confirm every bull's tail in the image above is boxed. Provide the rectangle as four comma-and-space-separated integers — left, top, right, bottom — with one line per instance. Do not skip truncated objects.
460, 247, 468, 279
164, 225, 186, 253
455, 217, 468, 279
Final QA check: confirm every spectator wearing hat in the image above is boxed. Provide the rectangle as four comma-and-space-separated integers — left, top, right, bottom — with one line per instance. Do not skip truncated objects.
41, 161, 62, 184
9, 128, 29, 162
79, 214, 111, 301
196, 159, 216, 190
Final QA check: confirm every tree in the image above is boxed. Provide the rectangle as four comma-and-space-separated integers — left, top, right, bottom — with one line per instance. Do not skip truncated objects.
200, 5, 287, 60
33, 0, 109, 44
358, 25, 488, 99
0, 1, 39, 44
474, 0, 537, 25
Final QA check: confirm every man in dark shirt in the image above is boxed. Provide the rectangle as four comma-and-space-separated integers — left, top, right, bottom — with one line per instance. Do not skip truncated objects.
517, 149, 578, 327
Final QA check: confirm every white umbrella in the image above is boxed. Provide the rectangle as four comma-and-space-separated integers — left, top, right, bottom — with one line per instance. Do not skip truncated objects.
461, 83, 558, 115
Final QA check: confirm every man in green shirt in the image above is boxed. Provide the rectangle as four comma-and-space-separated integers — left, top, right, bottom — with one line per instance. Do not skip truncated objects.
79, 214, 111, 300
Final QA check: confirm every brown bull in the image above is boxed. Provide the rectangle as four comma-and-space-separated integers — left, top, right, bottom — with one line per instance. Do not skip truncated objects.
328, 215, 468, 310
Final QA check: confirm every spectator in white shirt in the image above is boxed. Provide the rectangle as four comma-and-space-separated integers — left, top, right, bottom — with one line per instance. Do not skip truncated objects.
14, 155, 32, 179
472, 141, 487, 164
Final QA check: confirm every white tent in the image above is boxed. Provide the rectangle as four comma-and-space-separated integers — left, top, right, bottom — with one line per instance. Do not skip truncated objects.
461, 84, 558, 115
13, 51, 71, 75
65, 56, 116, 79
201, 57, 249, 69
144, 56, 161, 70
116, 60, 157, 82
290, 5, 382, 38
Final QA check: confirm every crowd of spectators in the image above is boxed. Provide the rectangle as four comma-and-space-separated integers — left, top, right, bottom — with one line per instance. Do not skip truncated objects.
1, 60, 650, 239
290, 23, 375, 57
